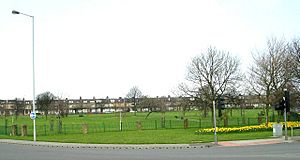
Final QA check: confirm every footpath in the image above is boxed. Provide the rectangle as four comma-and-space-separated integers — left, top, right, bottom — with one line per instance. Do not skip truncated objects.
217, 137, 297, 147
0, 136, 299, 149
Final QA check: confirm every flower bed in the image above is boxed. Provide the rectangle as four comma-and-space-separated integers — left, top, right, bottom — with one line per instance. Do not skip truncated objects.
196, 121, 300, 134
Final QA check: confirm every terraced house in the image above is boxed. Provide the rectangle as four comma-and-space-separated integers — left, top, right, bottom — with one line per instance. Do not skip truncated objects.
0, 95, 276, 116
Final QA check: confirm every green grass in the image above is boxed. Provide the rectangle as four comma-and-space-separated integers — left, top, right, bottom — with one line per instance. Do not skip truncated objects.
292, 128, 300, 136
0, 129, 274, 144
0, 109, 283, 144
1, 110, 273, 137
1, 109, 269, 127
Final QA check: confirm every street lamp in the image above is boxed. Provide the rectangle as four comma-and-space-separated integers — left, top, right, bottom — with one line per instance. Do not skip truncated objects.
12, 10, 36, 142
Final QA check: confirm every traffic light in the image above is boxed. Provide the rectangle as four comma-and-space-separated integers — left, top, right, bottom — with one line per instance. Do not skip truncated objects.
217, 95, 225, 110
274, 90, 290, 112
275, 99, 285, 111
284, 90, 290, 112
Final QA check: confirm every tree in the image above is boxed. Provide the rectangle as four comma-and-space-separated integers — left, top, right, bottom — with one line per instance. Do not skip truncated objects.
13, 98, 26, 120
53, 97, 69, 118
0, 100, 9, 117
177, 83, 212, 118
247, 38, 295, 123
176, 96, 191, 118
137, 96, 165, 119
138, 96, 153, 113
181, 46, 242, 126
36, 91, 56, 119
288, 38, 300, 112
126, 86, 142, 114
290, 38, 300, 85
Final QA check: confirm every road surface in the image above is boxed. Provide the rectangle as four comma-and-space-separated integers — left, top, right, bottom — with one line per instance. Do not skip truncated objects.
0, 141, 299, 160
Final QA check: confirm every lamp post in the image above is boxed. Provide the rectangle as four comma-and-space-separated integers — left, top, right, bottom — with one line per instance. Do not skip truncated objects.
12, 10, 36, 142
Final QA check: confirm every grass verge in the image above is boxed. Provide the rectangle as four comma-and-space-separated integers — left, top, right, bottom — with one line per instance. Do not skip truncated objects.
0, 129, 274, 144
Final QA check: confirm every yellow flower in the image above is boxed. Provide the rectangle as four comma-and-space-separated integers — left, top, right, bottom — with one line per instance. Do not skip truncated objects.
196, 121, 300, 133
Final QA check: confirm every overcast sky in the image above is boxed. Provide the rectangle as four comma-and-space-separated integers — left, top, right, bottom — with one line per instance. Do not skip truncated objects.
1, 0, 300, 100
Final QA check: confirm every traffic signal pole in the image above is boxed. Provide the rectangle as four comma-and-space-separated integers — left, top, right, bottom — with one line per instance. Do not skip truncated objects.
213, 100, 217, 145
283, 89, 288, 141
284, 107, 288, 140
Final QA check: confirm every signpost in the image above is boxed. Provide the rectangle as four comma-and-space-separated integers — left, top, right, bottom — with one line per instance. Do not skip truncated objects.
30, 112, 36, 120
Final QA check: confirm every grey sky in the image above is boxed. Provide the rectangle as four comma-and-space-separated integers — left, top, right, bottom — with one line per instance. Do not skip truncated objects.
1, 0, 299, 99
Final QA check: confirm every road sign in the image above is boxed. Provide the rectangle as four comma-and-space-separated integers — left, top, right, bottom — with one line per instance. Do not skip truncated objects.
30, 112, 36, 120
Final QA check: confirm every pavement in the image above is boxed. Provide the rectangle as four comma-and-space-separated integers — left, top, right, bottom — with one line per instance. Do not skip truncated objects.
217, 137, 294, 147
0, 139, 213, 150
0, 136, 299, 149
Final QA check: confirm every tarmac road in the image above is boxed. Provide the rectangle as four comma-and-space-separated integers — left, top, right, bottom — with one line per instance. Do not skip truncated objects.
0, 140, 299, 160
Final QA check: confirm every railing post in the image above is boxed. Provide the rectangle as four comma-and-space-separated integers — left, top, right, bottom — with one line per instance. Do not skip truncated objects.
4, 119, 8, 135
64, 124, 67, 135
103, 122, 105, 132
199, 119, 201, 128
44, 124, 47, 136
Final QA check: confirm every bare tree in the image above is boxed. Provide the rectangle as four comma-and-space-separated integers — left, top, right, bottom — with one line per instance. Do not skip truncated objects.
53, 97, 69, 118
290, 38, 300, 85
36, 91, 56, 119
137, 96, 165, 119
126, 86, 143, 114
138, 96, 154, 112
176, 96, 191, 118
288, 38, 300, 112
248, 38, 295, 123
181, 46, 242, 125
0, 100, 9, 117
13, 98, 26, 120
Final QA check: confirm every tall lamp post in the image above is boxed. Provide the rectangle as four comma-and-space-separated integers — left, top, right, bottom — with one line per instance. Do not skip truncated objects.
12, 10, 36, 142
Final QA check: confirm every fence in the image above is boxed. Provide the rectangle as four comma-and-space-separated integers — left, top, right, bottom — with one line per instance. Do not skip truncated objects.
0, 116, 274, 136
291, 127, 300, 137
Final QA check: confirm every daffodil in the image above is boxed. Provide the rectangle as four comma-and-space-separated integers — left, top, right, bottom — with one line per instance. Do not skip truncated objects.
196, 121, 300, 134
